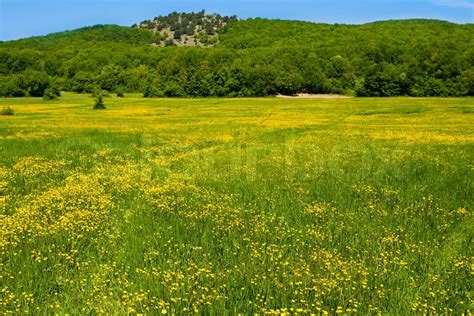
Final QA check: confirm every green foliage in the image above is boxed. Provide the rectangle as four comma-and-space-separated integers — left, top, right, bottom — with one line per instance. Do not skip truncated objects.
71, 72, 95, 94
143, 81, 164, 97
116, 88, 125, 98
357, 63, 407, 97
0, 16, 472, 97
93, 94, 106, 110
1, 106, 14, 115
0, 76, 27, 97
0, 72, 50, 97
163, 81, 186, 97
97, 64, 124, 92
22, 70, 50, 97
275, 71, 304, 95
43, 87, 61, 100
92, 89, 110, 98
173, 29, 182, 40
4, 24, 161, 49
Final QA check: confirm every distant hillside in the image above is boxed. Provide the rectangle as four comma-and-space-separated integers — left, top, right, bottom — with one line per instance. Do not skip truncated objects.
0, 14, 472, 98
217, 18, 470, 48
0, 25, 160, 50
368, 18, 458, 24
134, 11, 238, 47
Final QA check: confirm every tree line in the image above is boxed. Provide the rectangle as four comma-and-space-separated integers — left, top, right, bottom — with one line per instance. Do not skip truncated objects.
0, 18, 472, 98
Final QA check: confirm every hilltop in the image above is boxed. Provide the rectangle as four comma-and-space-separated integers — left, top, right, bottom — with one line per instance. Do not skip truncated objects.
134, 11, 238, 47
0, 13, 472, 98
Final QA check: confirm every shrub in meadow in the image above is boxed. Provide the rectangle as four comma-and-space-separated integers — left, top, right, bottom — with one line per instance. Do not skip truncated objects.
93, 94, 106, 110
116, 88, 125, 98
1, 106, 14, 115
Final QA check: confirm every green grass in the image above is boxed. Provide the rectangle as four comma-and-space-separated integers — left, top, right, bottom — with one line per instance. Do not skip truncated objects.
0, 94, 473, 314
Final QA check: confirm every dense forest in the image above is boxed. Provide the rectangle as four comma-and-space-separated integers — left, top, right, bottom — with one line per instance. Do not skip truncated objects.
0, 12, 472, 98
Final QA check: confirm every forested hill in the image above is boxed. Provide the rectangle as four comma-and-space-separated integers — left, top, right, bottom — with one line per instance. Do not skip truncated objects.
218, 18, 468, 48
0, 25, 161, 49
0, 14, 472, 98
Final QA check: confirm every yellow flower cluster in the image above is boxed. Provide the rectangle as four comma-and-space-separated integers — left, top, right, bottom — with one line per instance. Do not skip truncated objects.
0, 94, 472, 314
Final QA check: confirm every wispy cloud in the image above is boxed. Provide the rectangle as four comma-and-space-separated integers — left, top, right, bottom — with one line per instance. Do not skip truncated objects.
433, 0, 474, 9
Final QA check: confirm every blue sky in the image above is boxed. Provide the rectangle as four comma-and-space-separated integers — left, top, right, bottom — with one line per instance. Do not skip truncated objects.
0, 0, 472, 41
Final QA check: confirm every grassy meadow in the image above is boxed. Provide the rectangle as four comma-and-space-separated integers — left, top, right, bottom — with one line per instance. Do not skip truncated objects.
0, 94, 473, 314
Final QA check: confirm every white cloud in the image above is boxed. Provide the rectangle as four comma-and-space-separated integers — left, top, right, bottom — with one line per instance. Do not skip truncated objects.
433, 0, 474, 9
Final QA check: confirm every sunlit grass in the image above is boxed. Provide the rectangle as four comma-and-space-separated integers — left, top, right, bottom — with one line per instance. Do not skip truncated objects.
0, 94, 472, 314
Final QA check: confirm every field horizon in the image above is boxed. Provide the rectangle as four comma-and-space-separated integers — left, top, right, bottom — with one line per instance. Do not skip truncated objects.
2, 12, 472, 99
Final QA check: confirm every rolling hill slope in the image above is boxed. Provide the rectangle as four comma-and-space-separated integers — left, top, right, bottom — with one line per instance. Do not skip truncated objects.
0, 13, 472, 97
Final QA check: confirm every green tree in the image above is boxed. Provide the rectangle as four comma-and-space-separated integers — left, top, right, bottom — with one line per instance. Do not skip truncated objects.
275, 71, 304, 95
97, 64, 123, 92
43, 87, 61, 100
0, 76, 27, 97
72, 72, 95, 93
93, 94, 106, 109
22, 70, 50, 97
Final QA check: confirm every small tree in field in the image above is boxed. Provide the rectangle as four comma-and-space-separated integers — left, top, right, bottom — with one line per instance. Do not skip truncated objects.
93, 94, 106, 110
116, 88, 125, 98
1, 106, 14, 116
